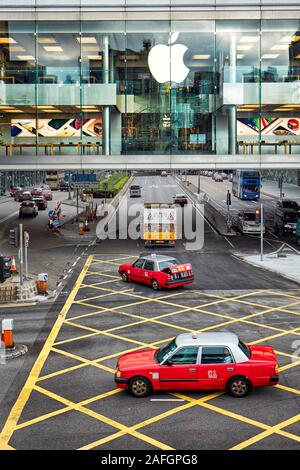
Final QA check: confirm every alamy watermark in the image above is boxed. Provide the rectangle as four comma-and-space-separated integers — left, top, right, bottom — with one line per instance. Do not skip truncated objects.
96, 198, 205, 250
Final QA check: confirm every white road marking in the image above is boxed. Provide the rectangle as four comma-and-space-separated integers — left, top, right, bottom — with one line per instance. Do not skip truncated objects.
0, 210, 19, 224
224, 237, 235, 248
150, 399, 184, 402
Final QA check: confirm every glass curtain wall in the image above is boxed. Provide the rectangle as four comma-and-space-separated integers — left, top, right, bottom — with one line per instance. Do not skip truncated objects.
0, 15, 300, 160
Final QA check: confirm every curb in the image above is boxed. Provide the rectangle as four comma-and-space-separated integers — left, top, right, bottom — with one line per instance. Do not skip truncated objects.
2, 344, 28, 360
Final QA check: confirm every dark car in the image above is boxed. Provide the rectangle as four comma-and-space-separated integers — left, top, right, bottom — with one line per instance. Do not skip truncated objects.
59, 181, 69, 191
31, 195, 47, 210
19, 201, 38, 218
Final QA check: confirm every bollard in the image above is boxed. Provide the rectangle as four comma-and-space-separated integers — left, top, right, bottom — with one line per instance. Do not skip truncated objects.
2, 319, 14, 349
37, 273, 48, 295
79, 222, 84, 235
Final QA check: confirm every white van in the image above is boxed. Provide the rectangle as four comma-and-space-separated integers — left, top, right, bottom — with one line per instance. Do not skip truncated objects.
129, 184, 142, 197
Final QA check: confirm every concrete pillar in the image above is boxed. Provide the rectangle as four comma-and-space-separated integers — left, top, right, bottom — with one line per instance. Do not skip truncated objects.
103, 36, 110, 156
297, 170, 300, 186
228, 34, 237, 155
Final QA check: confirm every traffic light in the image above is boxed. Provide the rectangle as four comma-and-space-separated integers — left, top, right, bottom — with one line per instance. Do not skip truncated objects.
255, 209, 261, 224
9, 227, 19, 247
0, 256, 12, 283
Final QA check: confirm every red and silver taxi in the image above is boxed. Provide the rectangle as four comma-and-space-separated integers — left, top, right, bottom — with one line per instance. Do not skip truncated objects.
115, 332, 279, 398
118, 254, 194, 290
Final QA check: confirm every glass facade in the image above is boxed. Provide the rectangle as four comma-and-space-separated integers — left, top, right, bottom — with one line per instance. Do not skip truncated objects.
0, 8, 300, 164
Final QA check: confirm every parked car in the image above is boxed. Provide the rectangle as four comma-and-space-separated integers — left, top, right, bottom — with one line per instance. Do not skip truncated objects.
220, 172, 228, 180
173, 193, 188, 206
160, 171, 168, 177
19, 201, 38, 218
119, 254, 194, 290
31, 195, 47, 210
115, 332, 279, 398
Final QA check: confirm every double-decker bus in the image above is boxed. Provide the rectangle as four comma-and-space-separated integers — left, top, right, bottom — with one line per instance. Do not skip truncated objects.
45, 171, 64, 190
232, 170, 260, 201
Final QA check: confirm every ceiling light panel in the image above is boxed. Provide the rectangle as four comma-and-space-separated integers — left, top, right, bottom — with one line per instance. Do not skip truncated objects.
261, 54, 279, 59
43, 46, 63, 52
192, 54, 211, 59
239, 37, 259, 43
271, 44, 289, 50
237, 45, 253, 51
0, 37, 16, 44
76, 37, 97, 44
37, 38, 57, 44
16, 55, 35, 61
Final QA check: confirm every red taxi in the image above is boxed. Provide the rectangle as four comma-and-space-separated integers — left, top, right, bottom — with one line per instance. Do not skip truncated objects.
115, 332, 279, 398
118, 254, 194, 290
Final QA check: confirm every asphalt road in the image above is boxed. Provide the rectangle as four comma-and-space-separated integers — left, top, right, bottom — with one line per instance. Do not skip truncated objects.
0, 191, 93, 290
185, 175, 299, 250
0, 175, 299, 451
0, 253, 299, 450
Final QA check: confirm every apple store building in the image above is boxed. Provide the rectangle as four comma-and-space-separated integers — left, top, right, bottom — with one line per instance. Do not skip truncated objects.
0, 1, 300, 172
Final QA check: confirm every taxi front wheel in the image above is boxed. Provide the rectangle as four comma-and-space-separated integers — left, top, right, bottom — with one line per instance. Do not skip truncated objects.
121, 271, 129, 282
128, 376, 152, 398
227, 376, 251, 398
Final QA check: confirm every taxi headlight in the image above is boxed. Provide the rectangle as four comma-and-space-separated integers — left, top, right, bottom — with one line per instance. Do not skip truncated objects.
116, 370, 122, 378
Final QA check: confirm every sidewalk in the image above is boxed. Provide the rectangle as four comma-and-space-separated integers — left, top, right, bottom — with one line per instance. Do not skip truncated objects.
242, 251, 300, 284
261, 180, 300, 200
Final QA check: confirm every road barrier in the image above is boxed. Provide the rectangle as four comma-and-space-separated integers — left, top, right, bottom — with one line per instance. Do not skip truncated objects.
37, 273, 48, 295
1, 318, 14, 349
10, 256, 17, 274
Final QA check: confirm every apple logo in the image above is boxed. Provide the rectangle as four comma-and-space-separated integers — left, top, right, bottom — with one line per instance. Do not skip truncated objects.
148, 32, 189, 84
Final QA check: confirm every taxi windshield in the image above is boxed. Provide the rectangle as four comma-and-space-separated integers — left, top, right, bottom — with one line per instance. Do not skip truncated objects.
156, 338, 177, 363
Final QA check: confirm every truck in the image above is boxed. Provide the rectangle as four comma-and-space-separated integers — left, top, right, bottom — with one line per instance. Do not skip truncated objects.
274, 200, 299, 237
143, 203, 177, 247
235, 208, 265, 235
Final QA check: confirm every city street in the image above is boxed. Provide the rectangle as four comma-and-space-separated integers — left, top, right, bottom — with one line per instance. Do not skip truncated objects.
1, 175, 299, 450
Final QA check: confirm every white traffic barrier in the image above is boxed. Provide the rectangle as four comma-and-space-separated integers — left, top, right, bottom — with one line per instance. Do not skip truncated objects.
1, 318, 14, 348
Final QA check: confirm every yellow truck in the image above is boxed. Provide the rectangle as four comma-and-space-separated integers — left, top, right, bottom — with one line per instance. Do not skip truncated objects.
143, 203, 177, 247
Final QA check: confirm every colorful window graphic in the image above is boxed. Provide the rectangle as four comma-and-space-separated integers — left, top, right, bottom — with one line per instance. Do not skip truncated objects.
11, 119, 103, 138
237, 117, 300, 136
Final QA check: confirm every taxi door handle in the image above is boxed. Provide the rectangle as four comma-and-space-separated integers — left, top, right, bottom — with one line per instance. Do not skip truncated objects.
189, 368, 197, 372
227, 367, 234, 371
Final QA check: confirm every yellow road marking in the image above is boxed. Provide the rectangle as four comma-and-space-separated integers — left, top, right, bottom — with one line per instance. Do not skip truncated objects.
231, 413, 300, 450
0, 255, 93, 450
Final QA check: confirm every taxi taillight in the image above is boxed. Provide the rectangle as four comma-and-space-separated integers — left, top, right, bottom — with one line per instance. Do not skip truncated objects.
275, 363, 279, 375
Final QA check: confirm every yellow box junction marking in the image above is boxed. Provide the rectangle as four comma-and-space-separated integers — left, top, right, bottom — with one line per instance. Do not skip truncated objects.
1, 254, 300, 451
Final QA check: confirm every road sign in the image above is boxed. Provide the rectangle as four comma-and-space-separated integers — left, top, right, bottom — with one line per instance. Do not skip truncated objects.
70, 182, 99, 189
72, 173, 97, 183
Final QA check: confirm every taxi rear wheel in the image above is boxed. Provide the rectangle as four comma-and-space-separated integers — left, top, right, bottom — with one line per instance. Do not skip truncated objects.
128, 376, 151, 398
151, 279, 160, 290
227, 376, 251, 398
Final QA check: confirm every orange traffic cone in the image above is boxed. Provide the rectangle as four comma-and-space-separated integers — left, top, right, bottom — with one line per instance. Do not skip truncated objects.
83, 219, 90, 232
10, 256, 17, 274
